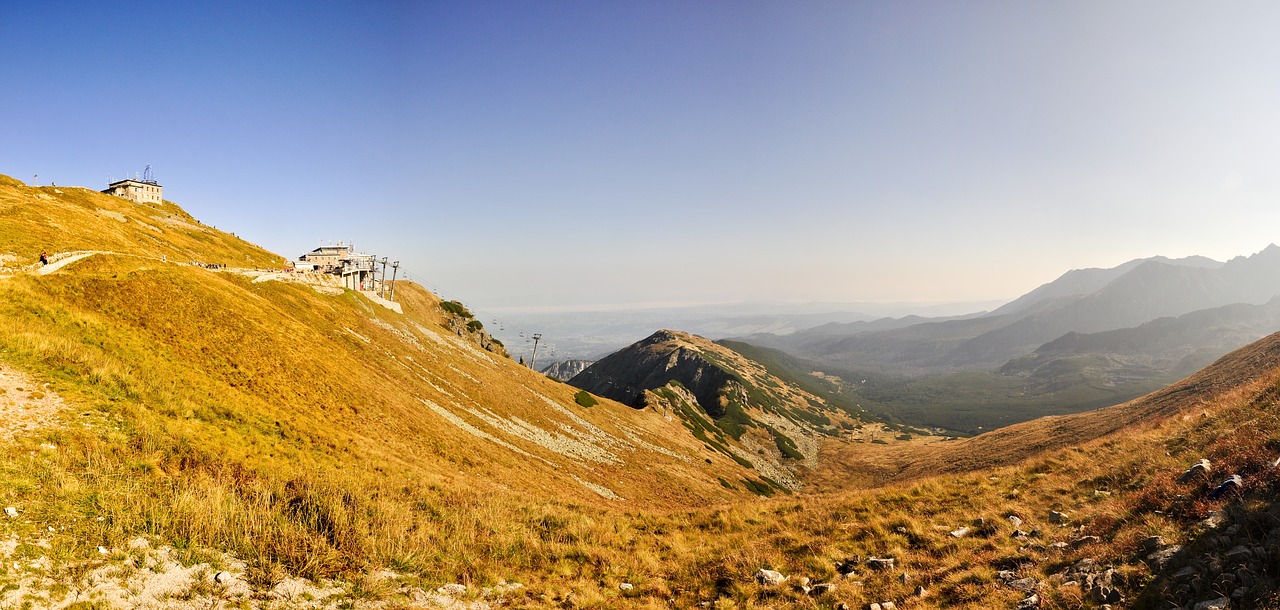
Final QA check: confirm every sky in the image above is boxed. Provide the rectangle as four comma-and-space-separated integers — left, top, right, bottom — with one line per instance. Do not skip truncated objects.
3, 1, 1280, 313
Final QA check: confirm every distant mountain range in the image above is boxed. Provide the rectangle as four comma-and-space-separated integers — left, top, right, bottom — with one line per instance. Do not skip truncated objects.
750, 245, 1280, 373
735, 245, 1280, 431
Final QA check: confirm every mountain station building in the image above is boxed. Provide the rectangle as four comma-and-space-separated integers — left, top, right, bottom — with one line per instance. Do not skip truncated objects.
102, 178, 162, 205
298, 243, 379, 291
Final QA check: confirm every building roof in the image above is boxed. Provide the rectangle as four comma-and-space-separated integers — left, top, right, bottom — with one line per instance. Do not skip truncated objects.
106, 178, 161, 188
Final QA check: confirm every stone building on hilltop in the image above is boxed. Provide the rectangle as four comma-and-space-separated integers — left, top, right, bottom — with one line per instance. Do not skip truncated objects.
103, 165, 162, 205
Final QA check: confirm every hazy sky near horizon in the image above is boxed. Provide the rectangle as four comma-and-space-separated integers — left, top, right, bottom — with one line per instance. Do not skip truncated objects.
4, 1, 1280, 312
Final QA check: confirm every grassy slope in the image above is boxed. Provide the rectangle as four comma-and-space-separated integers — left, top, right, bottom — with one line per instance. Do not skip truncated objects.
5, 173, 1280, 607
0, 175, 771, 602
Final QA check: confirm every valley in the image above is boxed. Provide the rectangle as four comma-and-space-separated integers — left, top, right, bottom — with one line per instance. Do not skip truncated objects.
2, 173, 1280, 609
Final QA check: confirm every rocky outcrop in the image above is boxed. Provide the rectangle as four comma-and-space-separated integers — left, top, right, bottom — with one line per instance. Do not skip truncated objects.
439, 301, 509, 357
540, 359, 594, 381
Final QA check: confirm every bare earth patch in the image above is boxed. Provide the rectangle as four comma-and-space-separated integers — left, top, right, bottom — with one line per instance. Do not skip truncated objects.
0, 365, 65, 442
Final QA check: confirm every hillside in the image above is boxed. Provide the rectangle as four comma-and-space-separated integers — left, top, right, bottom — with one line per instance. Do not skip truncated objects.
7, 172, 1280, 609
568, 330, 912, 490
0, 174, 794, 606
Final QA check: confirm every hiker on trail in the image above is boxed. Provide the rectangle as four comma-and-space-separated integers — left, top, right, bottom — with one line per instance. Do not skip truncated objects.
39, 252, 48, 266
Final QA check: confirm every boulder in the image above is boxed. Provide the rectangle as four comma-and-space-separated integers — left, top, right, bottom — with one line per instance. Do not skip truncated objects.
214, 571, 234, 585
1008, 578, 1038, 592
865, 557, 895, 571
3, 507, 15, 519
1088, 585, 1122, 604
1141, 536, 1166, 552
619, 583, 634, 591
1146, 544, 1184, 570
949, 526, 970, 538
755, 569, 786, 587
1048, 510, 1068, 524
810, 583, 837, 596
1193, 598, 1229, 610
1208, 475, 1244, 500
1178, 459, 1212, 483
1072, 536, 1100, 548
1008, 515, 1023, 528
1016, 594, 1039, 609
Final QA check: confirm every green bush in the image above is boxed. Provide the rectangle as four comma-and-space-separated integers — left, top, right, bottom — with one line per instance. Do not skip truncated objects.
574, 390, 598, 408
440, 300, 473, 319
466, 320, 484, 333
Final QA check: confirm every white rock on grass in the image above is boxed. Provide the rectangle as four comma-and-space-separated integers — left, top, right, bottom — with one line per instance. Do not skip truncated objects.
3, 507, 16, 519
755, 569, 786, 586
619, 582, 634, 591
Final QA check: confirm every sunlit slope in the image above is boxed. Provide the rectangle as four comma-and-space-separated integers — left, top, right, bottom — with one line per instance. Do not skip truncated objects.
4, 254, 746, 503
0, 177, 769, 588
812, 331, 1280, 489
0, 174, 282, 268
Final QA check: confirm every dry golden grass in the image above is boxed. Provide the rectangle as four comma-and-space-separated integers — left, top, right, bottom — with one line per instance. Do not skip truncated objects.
4, 173, 1280, 607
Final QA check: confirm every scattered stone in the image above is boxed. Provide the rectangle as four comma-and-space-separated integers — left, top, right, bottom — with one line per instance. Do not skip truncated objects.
1089, 585, 1122, 604
1008, 578, 1038, 592
865, 557, 895, 571
1012, 529, 1030, 539
1193, 598, 1229, 610
1049, 542, 1069, 551
796, 576, 811, 587
619, 583, 634, 591
914, 584, 927, 597
1203, 511, 1227, 529
868, 602, 896, 610
1094, 490, 1111, 497
1141, 536, 1166, 552
1048, 510, 1068, 524
3, 507, 15, 519
1178, 459, 1213, 483
755, 569, 786, 587
836, 604, 850, 610
97, 546, 109, 555
810, 583, 837, 596
1146, 544, 1184, 570
973, 517, 986, 526
949, 526, 971, 538
1016, 594, 1040, 610
1008, 515, 1023, 528
214, 571, 233, 584
996, 570, 1017, 581
1209, 475, 1244, 500
898, 572, 910, 584
436, 583, 467, 597
1072, 536, 1100, 548
1225, 545, 1253, 563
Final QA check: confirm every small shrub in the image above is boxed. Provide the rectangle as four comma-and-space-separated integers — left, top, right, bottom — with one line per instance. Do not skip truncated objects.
465, 320, 483, 333
440, 300, 473, 319
574, 391, 598, 408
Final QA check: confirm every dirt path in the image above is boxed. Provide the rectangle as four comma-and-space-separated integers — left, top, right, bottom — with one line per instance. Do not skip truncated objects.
0, 365, 65, 442
35, 251, 98, 276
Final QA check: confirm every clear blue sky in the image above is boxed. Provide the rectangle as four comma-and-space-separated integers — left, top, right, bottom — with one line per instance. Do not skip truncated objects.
4, 1, 1279, 312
